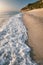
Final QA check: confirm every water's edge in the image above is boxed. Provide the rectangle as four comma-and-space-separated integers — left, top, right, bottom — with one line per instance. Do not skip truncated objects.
0, 13, 37, 65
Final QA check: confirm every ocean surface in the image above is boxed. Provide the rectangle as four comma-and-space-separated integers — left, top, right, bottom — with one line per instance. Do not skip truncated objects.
0, 11, 37, 65
0, 11, 19, 26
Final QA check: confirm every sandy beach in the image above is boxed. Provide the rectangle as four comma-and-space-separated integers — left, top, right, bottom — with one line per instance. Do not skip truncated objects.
23, 8, 43, 63
0, 8, 43, 65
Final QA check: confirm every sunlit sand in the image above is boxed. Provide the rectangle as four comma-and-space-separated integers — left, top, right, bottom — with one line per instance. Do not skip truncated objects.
23, 8, 43, 63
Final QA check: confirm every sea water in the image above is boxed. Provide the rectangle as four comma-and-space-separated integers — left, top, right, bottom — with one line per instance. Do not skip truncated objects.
0, 12, 37, 65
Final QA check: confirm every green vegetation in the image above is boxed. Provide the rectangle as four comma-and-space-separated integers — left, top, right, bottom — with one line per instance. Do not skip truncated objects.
21, 0, 43, 11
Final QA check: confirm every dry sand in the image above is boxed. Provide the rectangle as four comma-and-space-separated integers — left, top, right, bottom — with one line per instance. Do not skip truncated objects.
23, 8, 43, 63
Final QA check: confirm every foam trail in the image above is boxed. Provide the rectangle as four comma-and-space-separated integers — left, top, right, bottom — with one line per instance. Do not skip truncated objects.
0, 13, 37, 65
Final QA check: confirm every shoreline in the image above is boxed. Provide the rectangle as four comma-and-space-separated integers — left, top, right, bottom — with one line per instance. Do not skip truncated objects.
0, 8, 43, 65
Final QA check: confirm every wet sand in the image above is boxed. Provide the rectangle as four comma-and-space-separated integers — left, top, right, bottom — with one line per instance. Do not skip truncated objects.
23, 8, 43, 63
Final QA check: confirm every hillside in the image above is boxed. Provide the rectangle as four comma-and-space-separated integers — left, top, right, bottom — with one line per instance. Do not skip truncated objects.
21, 0, 43, 12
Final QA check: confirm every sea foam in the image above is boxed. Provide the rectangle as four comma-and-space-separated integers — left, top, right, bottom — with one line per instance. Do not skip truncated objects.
0, 13, 37, 65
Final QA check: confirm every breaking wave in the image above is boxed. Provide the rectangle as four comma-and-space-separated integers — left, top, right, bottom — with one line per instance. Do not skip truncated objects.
0, 13, 37, 65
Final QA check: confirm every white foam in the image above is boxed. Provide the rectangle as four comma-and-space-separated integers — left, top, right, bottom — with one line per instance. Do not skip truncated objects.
0, 13, 37, 65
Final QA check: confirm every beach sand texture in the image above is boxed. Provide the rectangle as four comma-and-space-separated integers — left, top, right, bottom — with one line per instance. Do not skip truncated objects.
23, 8, 43, 63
